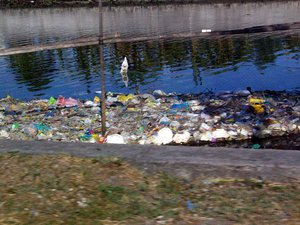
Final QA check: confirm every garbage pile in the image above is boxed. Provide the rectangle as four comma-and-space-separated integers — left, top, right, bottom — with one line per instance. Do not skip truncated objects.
1, 89, 300, 146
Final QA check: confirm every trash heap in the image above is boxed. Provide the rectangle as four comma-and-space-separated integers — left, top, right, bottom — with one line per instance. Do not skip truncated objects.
1, 89, 300, 146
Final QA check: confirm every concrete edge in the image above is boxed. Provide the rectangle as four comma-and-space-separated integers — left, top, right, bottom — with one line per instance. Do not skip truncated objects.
0, 139, 300, 181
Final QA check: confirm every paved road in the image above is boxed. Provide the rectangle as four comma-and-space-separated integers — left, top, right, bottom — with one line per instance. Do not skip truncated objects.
0, 139, 300, 181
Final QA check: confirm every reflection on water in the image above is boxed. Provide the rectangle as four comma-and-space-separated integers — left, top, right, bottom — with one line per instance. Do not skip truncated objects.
0, 33, 299, 99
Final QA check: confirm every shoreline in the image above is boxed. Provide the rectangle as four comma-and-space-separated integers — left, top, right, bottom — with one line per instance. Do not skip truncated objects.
1, 89, 300, 149
1, 0, 300, 9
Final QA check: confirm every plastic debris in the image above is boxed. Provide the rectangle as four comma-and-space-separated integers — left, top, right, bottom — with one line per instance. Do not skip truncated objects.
84, 101, 94, 107
34, 123, 51, 133
0, 90, 300, 149
93, 96, 100, 104
11, 123, 19, 130
106, 134, 125, 144
56, 96, 81, 107
186, 200, 195, 210
0, 130, 9, 138
153, 90, 167, 97
171, 102, 189, 110
212, 129, 230, 139
249, 97, 265, 114
235, 90, 251, 97
252, 143, 261, 149
117, 94, 134, 102
155, 127, 173, 145
159, 116, 171, 125
48, 96, 56, 105
173, 131, 190, 144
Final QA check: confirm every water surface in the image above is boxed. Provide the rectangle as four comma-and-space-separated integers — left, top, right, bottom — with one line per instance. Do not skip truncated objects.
0, 3, 300, 99
0, 33, 299, 100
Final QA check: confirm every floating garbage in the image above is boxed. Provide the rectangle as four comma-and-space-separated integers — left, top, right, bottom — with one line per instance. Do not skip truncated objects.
249, 97, 265, 114
252, 143, 261, 149
173, 131, 190, 144
155, 127, 173, 145
93, 96, 100, 104
0, 90, 300, 148
48, 97, 56, 105
56, 96, 81, 107
11, 123, 19, 130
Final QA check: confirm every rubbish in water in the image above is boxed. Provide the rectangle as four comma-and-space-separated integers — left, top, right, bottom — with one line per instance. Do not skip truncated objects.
235, 90, 251, 97
106, 134, 125, 144
48, 97, 56, 105
56, 96, 80, 107
171, 102, 189, 110
159, 116, 171, 125
155, 127, 173, 145
249, 97, 265, 105
153, 90, 167, 97
252, 104, 265, 114
173, 131, 191, 144
117, 94, 134, 102
252, 143, 261, 149
0, 130, 9, 138
0, 90, 300, 149
11, 123, 19, 130
84, 101, 94, 107
94, 96, 100, 104
34, 123, 51, 133
249, 97, 265, 114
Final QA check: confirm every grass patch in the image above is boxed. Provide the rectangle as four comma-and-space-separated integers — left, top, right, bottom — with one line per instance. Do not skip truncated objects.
0, 153, 300, 224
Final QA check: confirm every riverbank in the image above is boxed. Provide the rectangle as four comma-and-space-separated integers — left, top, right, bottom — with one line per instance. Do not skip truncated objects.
1, 90, 300, 149
1, 0, 300, 8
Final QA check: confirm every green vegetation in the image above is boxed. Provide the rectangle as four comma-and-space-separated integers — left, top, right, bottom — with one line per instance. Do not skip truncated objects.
0, 153, 300, 224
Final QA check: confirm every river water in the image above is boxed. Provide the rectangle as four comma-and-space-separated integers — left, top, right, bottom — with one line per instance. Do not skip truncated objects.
0, 2, 300, 99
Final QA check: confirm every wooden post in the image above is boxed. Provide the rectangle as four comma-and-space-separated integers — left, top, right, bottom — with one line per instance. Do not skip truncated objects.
99, 0, 106, 135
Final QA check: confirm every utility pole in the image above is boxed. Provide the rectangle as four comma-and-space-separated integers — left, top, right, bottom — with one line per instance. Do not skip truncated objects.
99, 0, 106, 135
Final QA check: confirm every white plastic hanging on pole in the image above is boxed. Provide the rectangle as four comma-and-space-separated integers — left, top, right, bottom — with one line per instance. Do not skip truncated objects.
120, 57, 128, 73
120, 57, 129, 87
